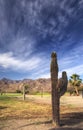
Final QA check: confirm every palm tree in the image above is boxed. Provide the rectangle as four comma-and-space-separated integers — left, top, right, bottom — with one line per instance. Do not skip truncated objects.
69, 74, 82, 96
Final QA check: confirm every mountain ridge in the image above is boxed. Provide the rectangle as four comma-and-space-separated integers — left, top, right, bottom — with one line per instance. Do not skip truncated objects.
0, 77, 51, 93
0, 77, 83, 94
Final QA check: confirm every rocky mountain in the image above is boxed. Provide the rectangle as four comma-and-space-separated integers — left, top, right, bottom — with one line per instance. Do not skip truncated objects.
0, 78, 21, 93
0, 78, 51, 93
0, 78, 83, 94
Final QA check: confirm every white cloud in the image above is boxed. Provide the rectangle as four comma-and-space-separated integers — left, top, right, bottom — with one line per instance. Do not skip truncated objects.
59, 64, 83, 79
32, 63, 83, 79
38, 73, 50, 79
31, 66, 50, 79
0, 52, 41, 71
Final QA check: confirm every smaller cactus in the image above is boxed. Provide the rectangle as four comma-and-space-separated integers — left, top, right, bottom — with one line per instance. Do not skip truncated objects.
57, 71, 68, 97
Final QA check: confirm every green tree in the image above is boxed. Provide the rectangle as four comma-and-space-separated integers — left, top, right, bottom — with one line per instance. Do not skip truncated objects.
24, 85, 29, 94
23, 84, 29, 100
69, 74, 82, 96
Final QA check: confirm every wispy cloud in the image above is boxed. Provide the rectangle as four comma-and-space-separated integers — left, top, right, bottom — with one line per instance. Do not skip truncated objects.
0, 52, 41, 71
0, 0, 83, 79
0, 0, 82, 50
31, 63, 83, 79
59, 64, 83, 79
8, 35, 36, 58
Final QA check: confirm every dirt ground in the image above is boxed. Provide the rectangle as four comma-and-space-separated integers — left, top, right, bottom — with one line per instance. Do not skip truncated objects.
0, 95, 83, 130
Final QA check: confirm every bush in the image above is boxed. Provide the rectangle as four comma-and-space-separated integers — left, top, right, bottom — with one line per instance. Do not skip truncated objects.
16, 90, 22, 93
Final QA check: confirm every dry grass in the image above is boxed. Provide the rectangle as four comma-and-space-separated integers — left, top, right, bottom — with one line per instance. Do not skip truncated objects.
0, 94, 83, 130
0, 94, 83, 120
0, 95, 52, 120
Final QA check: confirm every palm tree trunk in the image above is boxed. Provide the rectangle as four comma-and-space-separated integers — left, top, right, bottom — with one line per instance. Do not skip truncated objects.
74, 86, 79, 96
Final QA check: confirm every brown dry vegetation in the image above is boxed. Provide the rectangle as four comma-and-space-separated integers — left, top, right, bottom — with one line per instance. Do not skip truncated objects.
0, 94, 83, 130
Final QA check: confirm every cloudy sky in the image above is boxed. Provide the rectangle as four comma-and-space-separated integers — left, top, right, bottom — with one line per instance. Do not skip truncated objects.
0, 0, 83, 80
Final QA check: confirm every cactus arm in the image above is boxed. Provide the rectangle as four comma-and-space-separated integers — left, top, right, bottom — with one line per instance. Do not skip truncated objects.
58, 71, 68, 97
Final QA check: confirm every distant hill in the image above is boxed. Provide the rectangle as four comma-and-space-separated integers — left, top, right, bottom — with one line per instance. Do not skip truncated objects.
0, 78, 83, 94
0, 78, 51, 93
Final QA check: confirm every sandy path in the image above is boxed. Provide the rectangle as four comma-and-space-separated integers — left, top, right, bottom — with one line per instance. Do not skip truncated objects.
0, 117, 83, 130
26, 95, 83, 107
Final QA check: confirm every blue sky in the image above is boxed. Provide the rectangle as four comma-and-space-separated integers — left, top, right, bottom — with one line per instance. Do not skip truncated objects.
0, 0, 83, 80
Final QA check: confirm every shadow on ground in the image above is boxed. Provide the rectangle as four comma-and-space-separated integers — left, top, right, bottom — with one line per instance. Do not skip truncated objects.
16, 120, 52, 129
49, 112, 83, 130
0, 111, 83, 130
0, 106, 7, 109
49, 128, 83, 130
60, 112, 83, 126
16, 112, 83, 130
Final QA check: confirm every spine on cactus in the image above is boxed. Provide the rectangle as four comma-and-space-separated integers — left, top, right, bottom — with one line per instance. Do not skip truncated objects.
50, 52, 60, 126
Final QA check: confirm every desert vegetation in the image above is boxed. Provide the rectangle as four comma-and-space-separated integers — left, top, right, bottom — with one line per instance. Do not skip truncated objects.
0, 53, 83, 130
0, 74, 83, 129
0, 93, 83, 130
69, 74, 82, 96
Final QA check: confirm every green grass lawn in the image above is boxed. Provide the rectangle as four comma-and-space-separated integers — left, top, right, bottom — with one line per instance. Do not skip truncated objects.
0, 92, 22, 97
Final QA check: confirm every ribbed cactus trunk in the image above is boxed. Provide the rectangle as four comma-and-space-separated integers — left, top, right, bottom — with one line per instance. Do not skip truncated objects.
50, 52, 60, 126
59, 71, 68, 97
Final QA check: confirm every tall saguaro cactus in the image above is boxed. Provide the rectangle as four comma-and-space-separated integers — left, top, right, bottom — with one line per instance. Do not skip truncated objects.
50, 52, 60, 126
50, 52, 68, 127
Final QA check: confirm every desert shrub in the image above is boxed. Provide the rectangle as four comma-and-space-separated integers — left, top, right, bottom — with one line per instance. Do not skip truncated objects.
16, 90, 22, 93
